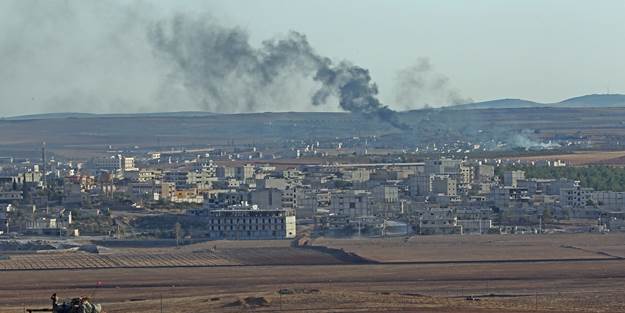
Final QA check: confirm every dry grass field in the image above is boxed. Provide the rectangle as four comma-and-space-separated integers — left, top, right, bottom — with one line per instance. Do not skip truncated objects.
311, 233, 625, 262
511, 150, 625, 165
1, 234, 625, 312
0, 246, 359, 271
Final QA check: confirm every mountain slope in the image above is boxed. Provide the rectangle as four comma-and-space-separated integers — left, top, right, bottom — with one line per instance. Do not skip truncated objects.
449, 94, 625, 110
555, 94, 625, 108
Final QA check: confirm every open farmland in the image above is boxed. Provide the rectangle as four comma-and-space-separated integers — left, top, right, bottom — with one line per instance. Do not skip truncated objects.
310, 233, 625, 263
1, 234, 625, 312
2, 259, 625, 312
0, 246, 366, 271
512, 150, 625, 165
5, 107, 625, 158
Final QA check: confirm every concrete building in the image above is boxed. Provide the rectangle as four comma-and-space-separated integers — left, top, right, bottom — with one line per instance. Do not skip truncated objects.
256, 177, 289, 190
187, 170, 217, 190
373, 185, 399, 203
490, 186, 531, 208
409, 174, 433, 197
90, 156, 121, 172
457, 219, 493, 234
163, 171, 190, 188
235, 164, 255, 181
431, 175, 457, 196
0, 190, 23, 203
171, 188, 203, 204
425, 159, 461, 175
594, 191, 625, 211
280, 187, 298, 209
202, 204, 296, 240
342, 168, 370, 183
459, 164, 474, 185
160, 182, 176, 201
138, 169, 162, 182
409, 173, 457, 198
503, 170, 525, 187
249, 188, 283, 210
295, 188, 318, 220
475, 164, 495, 183
372, 185, 400, 217
330, 190, 375, 218
210, 191, 248, 208
603, 212, 625, 231
560, 185, 594, 208
216, 166, 236, 179
121, 156, 138, 172
417, 208, 462, 235
546, 178, 578, 195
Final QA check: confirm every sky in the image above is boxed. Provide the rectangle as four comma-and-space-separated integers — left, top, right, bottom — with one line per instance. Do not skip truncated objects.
1, 0, 624, 116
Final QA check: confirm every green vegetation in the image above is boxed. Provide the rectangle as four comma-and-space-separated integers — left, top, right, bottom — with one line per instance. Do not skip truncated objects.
497, 165, 625, 191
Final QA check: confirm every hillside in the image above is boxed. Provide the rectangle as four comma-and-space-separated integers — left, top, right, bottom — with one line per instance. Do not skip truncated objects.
450, 93, 625, 110
557, 94, 625, 108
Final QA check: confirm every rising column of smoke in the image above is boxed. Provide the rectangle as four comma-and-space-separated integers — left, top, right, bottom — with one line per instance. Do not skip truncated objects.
394, 57, 472, 109
312, 62, 410, 130
148, 14, 410, 129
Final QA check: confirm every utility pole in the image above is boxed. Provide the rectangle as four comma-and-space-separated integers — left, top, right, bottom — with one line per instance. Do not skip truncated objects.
535, 292, 538, 311
175, 222, 182, 247
419, 215, 422, 235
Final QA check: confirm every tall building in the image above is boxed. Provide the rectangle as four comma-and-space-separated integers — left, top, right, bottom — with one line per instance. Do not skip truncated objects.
560, 185, 594, 208
121, 156, 138, 172
330, 190, 375, 218
425, 159, 461, 175
235, 164, 255, 181
202, 204, 296, 240
41, 142, 46, 189
503, 170, 525, 187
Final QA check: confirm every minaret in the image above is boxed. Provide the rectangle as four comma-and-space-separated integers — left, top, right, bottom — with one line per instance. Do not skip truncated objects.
41, 142, 47, 189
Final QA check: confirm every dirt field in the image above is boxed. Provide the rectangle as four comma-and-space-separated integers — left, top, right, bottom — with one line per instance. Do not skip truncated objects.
512, 150, 625, 165
1, 234, 625, 312
0, 246, 364, 271
311, 233, 625, 262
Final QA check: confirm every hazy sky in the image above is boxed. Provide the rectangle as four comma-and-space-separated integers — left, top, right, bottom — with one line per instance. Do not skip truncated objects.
1, 0, 624, 116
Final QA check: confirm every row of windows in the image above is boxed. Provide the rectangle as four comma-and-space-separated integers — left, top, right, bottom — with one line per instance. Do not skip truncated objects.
210, 230, 281, 238
210, 225, 285, 231
209, 218, 284, 224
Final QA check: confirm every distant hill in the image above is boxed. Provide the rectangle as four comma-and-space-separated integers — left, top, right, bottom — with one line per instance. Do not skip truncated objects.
2, 111, 220, 120
556, 94, 625, 108
451, 98, 543, 110
5, 94, 625, 119
449, 94, 625, 110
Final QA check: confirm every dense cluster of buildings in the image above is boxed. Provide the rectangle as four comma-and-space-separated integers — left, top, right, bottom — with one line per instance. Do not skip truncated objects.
2, 147, 625, 240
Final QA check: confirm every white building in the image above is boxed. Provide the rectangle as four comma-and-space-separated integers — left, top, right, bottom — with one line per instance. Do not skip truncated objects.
121, 156, 138, 172
201, 204, 296, 240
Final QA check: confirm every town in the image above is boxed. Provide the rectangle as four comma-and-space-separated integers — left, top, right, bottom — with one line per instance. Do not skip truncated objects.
2, 143, 624, 244
3, 1, 625, 312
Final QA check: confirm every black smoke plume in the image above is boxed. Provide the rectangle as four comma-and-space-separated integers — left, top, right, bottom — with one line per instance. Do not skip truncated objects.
149, 14, 410, 130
